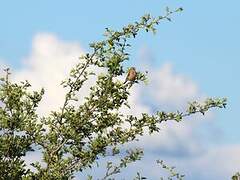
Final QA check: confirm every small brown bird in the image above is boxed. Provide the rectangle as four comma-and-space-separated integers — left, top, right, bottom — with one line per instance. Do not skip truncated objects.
124, 67, 137, 84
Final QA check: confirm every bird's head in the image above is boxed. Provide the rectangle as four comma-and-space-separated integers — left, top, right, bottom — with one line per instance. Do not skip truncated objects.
129, 67, 136, 71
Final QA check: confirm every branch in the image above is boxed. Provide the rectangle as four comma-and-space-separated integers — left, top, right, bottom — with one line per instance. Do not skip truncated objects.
157, 160, 185, 180
101, 149, 144, 180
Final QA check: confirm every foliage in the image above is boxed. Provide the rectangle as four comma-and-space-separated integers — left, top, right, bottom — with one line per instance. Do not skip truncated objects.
232, 172, 240, 180
157, 160, 185, 180
0, 7, 227, 179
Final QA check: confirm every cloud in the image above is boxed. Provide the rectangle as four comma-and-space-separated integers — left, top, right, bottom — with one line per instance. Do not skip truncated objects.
78, 144, 240, 179
141, 63, 201, 111
187, 145, 240, 179
12, 33, 83, 115
149, 145, 240, 179
12, 33, 105, 116
1, 33, 237, 179
152, 63, 199, 104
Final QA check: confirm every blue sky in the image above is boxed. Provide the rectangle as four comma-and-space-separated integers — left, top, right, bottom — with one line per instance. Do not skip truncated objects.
1, 0, 240, 179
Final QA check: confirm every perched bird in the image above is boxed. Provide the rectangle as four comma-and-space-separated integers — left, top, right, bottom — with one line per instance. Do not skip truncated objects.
124, 67, 137, 84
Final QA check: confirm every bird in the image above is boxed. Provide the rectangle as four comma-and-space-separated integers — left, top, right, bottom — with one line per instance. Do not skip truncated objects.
124, 67, 137, 84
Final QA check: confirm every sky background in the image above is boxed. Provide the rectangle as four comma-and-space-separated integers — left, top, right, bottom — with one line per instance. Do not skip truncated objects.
1, 0, 240, 179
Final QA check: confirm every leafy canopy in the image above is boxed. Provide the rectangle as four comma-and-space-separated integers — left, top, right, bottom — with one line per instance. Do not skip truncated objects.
0, 7, 227, 179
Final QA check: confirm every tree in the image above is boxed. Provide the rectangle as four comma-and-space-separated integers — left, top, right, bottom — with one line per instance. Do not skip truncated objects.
0, 7, 227, 179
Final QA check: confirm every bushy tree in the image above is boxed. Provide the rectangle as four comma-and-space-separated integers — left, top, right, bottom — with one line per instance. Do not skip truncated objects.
0, 7, 227, 179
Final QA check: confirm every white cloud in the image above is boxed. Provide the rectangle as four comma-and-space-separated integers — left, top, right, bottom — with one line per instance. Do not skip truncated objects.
12, 33, 83, 115
135, 145, 240, 179
142, 63, 201, 110
12, 33, 105, 116
78, 145, 240, 179
153, 63, 198, 102
188, 145, 240, 179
